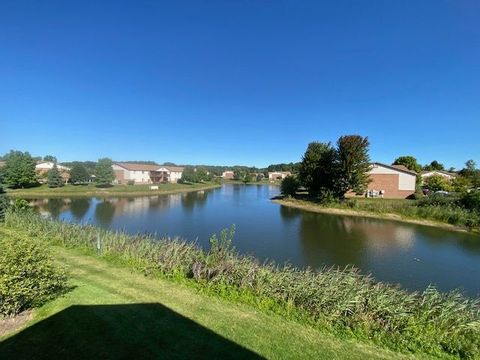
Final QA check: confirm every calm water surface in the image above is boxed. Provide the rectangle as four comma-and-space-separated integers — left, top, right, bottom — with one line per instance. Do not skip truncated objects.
31, 185, 480, 296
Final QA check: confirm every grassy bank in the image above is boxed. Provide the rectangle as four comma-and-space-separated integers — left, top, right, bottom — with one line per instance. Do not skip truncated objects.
274, 196, 480, 234
0, 227, 422, 360
6, 182, 221, 198
3, 212, 480, 359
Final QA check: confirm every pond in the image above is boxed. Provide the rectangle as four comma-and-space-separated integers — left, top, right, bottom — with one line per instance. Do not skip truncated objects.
30, 184, 480, 296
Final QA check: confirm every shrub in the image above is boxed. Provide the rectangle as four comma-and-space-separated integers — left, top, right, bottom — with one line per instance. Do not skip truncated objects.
11, 198, 31, 212
423, 175, 453, 192
127, 180, 135, 186
0, 232, 68, 317
417, 193, 457, 207
460, 191, 480, 213
280, 175, 299, 196
0, 195, 9, 221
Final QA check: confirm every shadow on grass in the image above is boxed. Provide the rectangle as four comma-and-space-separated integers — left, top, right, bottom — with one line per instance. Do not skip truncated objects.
0, 303, 263, 359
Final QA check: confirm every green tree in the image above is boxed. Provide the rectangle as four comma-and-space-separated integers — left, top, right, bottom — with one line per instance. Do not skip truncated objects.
195, 167, 211, 182
452, 176, 471, 193
465, 160, 476, 172
424, 175, 452, 192
94, 158, 115, 187
43, 155, 57, 163
2, 150, 37, 188
180, 167, 198, 183
280, 175, 299, 196
424, 160, 444, 171
298, 142, 337, 195
70, 163, 89, 184
233, 168, 247, 181
335, 135, 371, 197
393, 156, 422, 173
47, 164, 64, 188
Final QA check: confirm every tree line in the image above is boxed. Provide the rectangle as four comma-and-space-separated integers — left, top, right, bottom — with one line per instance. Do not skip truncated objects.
0, 151, 116, 189
281, 138, 480, 197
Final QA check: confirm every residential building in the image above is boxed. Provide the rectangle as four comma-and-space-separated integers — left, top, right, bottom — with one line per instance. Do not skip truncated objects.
365, 163, 417, 199
268, 171, 291, 181
112, 163, 184, 184
35, 161, 70, 183
222, 171, 235, 180
421, 170, 457, 182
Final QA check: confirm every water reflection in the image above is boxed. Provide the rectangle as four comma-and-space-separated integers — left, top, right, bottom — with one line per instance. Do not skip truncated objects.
70, 199, 90, 221
94, 200, 115, 227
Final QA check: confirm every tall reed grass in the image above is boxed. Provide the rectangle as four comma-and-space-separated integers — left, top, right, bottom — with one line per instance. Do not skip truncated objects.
5, 211, 480, 358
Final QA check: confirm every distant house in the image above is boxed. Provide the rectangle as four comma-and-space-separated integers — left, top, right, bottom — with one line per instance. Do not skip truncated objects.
0, 160, 5, 168
268, 171, 291, 181
365, 163, 417, 199
421, 170, 457, 182
35, 162, 70, 183
112, 163, 184, 184
222, 171, 235, 180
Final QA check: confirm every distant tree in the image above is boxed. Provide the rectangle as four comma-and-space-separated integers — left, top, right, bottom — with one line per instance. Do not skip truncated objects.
43, 155, 57, 163
242, 172, 255, 184
424, 160, 444, 171
233, 168, 247, 181
452, 176, 471, 193
465, 160, 476, 172
335, 135, 371, 197
47, 164, 64, 188
180, 167, 198, 183
94, 158, 115, 187
70, 163, 89, 184
393, 156, 422, 173
280, 175, 299, 196
2, 150, 37, 188
298, 142, 337, 195
195, 167, 211, 182
424, 175, 452, 192
459, 160, 479, 187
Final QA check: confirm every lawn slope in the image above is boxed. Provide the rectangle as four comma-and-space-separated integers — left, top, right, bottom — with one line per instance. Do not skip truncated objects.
0, 229, 428, 359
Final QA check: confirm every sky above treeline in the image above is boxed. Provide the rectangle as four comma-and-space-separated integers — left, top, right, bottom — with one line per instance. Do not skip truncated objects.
1, 1, 479, 169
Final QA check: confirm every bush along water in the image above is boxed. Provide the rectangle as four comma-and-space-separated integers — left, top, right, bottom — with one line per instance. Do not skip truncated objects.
4, 211, 480, 358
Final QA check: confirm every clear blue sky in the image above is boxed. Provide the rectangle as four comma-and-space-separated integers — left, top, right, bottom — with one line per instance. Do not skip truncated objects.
1, 1, 479, 169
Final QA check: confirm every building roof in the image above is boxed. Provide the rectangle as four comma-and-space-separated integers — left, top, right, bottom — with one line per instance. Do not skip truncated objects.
114, 162, 162, 171
35, 162, 70, 171
115, 163, 184, 172
164, 166, 184, 172
371, 162, 417, 176
420, 170, 457, 177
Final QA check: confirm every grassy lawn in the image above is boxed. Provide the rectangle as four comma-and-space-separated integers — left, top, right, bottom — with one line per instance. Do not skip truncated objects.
0, 228, 431, 360
6, 182, 221, 198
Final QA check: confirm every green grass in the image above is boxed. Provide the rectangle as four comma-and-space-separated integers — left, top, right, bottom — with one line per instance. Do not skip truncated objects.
3, 212, 480, 359
6, 182, 221, 198
0, 227, 426, 360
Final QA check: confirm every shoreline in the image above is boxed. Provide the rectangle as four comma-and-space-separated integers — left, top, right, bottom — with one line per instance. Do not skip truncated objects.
272, 198, 479, 235
6, 183, 222, 198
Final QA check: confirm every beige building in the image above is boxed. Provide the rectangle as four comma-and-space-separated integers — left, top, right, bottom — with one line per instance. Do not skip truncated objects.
112, 163, 184, 184
222, 171, 235, 180
268, 171, 291, 181
35, 161, 70, 183
365, 163, 417, 199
